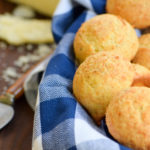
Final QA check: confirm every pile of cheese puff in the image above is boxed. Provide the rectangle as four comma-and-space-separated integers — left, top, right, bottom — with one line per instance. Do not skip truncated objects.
73, 0, 150, 150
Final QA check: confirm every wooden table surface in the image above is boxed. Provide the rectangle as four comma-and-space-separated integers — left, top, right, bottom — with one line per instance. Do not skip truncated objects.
0, 2, 35, 149
0, 1, 43, 149
0, 96, 34, 150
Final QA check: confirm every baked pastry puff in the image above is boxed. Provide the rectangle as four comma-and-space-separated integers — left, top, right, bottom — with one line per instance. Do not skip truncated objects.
133, 34, 150, 70
106, 87, 150, 150
73, 52, 135, 125
106, 0, 150, 29
74, 14, 139, 64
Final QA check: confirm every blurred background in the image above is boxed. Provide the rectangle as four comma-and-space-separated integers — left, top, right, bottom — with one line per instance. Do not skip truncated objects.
0, 0, 59, 149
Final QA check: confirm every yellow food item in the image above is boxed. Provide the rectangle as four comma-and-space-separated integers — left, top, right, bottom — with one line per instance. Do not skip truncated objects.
0, 15, 53, 45
12, 5, 36, 18
106, 0, 150, 29
73, 52, 134, 125
132, 64, 150, 87
74, 14, 139, 64
106, 87, 150, 150
133, 64, 150, 78
8, 0, 59, 16
139, 33, 150, 49
133, 34, 150, 70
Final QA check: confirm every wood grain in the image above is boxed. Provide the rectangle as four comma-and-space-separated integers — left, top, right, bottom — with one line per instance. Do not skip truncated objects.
0, 96, 34, 150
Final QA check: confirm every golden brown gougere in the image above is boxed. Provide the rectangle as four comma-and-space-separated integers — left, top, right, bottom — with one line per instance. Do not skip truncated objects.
74, 14, 139, 64
132, 64, 150, 78
106, 0, 150, 29
133, 34, 150, 71
106, 87, 150, 150
73, 52, 135, 125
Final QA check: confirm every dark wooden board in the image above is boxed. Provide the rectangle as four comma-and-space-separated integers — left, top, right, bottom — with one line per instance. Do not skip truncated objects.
0, 1, 43, 149
0, 95, 34, 150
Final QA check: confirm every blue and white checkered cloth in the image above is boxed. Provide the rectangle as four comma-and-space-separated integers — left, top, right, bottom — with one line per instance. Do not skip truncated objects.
32, 0, 132, 149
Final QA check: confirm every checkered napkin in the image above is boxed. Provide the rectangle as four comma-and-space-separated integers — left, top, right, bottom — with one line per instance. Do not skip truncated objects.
32, 0, 132, 149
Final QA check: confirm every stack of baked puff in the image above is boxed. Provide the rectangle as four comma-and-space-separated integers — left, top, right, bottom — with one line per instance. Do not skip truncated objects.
72, 1, 150, 149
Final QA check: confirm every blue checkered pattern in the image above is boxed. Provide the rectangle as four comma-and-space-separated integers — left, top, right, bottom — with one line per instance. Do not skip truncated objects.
32, 0, 132, 149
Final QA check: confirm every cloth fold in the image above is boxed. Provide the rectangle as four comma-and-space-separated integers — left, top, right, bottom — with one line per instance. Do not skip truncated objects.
32, 0, 131, 149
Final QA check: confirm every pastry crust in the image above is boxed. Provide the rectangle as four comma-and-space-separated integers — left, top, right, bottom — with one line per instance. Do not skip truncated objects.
133, 34, 150, 70
133, 64, 150, 78
106, 0, 150, 29
131, 64, 150, 87
73, 52, 134, 124
139, 34, 150, 49
74, 14, 139, 64
106, 87, 150, 150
